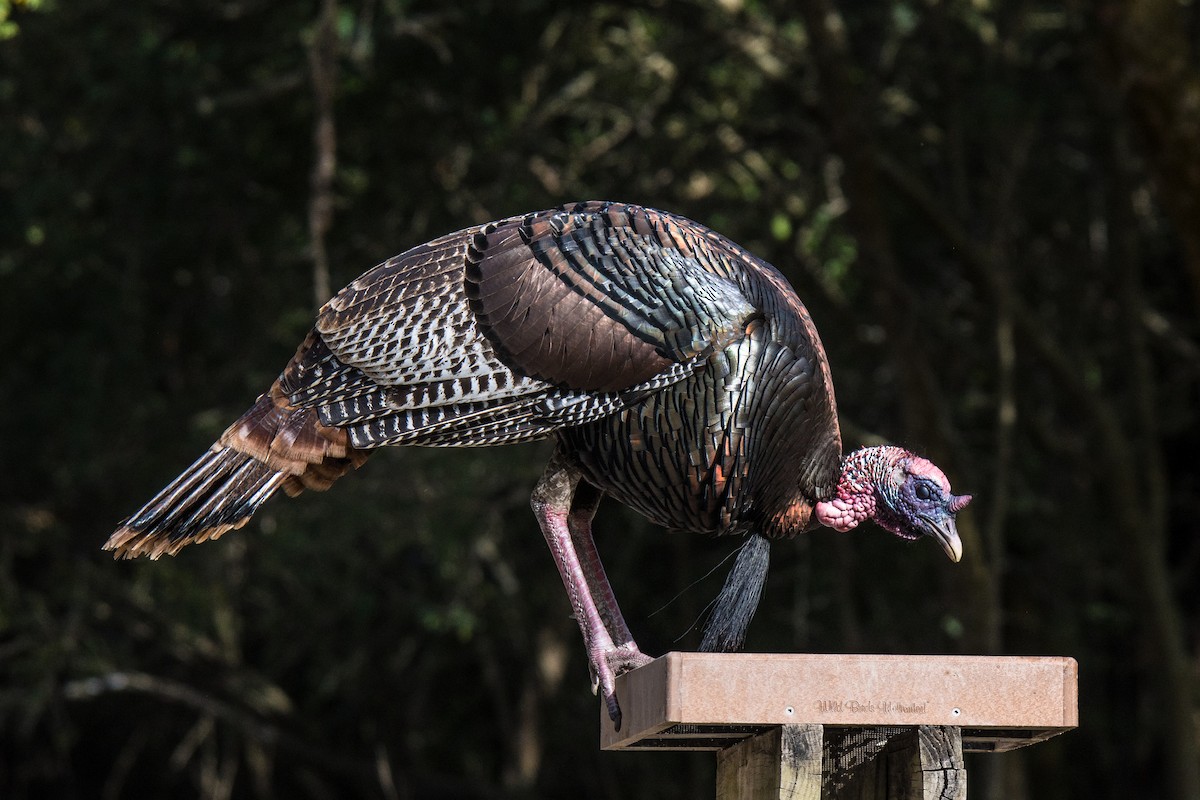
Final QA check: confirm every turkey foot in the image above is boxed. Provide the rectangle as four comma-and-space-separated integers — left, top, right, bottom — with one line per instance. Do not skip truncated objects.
590, 643, 654, 729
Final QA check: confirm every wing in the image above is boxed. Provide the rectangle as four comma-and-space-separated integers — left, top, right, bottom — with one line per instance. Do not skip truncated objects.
279, 202, 759, 449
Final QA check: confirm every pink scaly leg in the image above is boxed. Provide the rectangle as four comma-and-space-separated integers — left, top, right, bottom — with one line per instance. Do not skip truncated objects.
567, 482, 652, 680
531, 449, 649, 730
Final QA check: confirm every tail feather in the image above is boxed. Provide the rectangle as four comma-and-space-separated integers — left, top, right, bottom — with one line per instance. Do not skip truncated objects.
124, 446, 228, 530
106, 446, 286, 559
107, 386, 367, 559
171, 450, 285, 535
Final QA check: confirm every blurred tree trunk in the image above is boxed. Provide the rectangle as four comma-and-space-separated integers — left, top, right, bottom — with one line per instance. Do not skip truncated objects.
308, 0, 338, 308
1097, 0, 1200, 316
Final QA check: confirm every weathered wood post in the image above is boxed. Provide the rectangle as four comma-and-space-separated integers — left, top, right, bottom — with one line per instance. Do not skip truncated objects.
601, 653, 1077, 800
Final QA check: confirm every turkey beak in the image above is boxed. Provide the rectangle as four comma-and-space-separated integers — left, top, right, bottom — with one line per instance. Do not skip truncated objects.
922, 515, 963, 563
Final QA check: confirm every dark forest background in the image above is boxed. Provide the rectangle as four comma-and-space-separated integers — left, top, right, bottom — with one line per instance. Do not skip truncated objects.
3, 1, 1199, 798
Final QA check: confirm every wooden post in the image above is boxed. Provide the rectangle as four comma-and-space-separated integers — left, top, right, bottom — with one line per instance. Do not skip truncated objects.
602, 653, 1076, 799
716, 725, 823, 799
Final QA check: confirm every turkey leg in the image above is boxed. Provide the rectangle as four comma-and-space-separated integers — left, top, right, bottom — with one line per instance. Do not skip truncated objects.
567, 481, 652, 671
531, 448, 650, 730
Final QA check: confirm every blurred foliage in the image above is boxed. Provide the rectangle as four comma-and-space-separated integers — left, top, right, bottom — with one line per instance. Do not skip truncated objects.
2, 0, 1199, 798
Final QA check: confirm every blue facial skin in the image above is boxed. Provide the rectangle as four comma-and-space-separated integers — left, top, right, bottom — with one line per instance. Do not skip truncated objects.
876, 465, 967, 562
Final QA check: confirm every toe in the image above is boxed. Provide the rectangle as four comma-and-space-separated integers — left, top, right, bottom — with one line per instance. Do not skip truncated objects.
605, 692, 623, 731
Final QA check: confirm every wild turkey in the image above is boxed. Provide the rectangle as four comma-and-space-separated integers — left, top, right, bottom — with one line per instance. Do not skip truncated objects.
107, 201, 971, 729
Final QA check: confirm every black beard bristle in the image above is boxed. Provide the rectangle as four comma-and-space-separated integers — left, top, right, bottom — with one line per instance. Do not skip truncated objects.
699, 533, 770, 652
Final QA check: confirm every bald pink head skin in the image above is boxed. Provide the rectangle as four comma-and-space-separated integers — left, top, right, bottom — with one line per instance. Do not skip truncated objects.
814, 446, 972, 562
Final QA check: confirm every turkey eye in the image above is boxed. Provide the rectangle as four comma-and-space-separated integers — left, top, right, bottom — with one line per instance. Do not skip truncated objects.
914, 483, 934, 501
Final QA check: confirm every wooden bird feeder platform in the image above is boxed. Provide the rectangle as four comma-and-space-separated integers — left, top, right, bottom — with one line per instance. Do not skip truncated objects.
600, 653, 1078, 799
